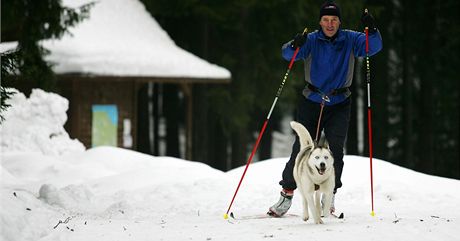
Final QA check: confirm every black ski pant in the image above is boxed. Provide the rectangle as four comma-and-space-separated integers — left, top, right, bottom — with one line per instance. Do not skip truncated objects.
279, 97, 351, 193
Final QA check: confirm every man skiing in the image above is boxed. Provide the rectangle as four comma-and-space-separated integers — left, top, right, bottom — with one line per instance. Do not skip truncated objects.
268, 1, 383, 217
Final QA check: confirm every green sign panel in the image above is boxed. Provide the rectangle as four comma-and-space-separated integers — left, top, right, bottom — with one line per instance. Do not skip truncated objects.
92, 105, 118, 147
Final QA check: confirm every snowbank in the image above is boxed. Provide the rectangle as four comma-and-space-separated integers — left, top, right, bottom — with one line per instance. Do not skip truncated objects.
1, 149, 459, 241
0, 88, 85, 155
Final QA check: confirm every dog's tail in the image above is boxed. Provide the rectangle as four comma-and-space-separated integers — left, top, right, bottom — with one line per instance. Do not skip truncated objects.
290, 121, 314, 150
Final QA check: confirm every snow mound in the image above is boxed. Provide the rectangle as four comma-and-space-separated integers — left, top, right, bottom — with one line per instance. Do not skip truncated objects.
38, 184, 94, 211
0, 88, 85, 155
1, 148, 460, 241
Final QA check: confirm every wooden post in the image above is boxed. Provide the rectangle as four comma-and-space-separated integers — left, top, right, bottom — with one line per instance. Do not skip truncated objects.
180, 83, 193, 160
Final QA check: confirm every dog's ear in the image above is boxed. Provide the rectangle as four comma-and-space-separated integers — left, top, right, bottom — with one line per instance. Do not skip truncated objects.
290, 121, 314, 149
323, 138, 330, 149
318, 136, 330, 149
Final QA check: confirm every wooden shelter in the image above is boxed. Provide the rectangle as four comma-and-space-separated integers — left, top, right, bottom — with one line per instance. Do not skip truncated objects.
41, 0, 231, 159
56, 75, 229, 160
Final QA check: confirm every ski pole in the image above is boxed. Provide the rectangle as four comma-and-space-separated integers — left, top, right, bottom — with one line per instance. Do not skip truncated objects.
364, 8, 375, 217
224, 28, 308, 220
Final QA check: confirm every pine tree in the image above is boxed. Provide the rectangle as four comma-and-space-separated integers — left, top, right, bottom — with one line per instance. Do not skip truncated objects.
1, 0, 94, 90
0, 49, 19, 122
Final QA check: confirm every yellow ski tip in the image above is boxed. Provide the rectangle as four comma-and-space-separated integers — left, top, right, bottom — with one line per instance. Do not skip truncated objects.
371, 211, 375, 217
224, 213, 229, 220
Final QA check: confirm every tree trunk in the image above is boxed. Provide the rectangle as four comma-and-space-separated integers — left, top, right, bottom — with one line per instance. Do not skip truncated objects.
192, 85, 209, 163
347, 60, 361, 156
417, 2, 436, 174
231, 129, 249, 168
401, 1, 413, 167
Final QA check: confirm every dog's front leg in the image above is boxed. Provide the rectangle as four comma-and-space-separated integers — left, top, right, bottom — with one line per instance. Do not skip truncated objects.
306, 193, 323, 224
322, 178, 335, 218
301, 197, 309, 221
321, 192, 333, 218
314, 191, 321, 216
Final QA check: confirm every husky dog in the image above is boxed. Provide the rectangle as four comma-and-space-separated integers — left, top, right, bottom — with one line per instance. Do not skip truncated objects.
291, 121, 335, 224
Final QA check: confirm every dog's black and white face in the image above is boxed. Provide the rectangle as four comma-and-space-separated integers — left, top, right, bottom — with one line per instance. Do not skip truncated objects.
290, 121, 334, 177
308, 147, 334, 176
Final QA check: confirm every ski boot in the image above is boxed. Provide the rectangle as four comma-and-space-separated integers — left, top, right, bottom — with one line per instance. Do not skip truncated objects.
267, 189, 293, 217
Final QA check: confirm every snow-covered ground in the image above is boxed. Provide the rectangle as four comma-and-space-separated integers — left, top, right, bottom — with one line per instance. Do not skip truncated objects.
1, 89, 459, 241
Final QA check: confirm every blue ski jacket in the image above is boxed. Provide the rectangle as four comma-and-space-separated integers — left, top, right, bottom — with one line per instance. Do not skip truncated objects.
282, 29, 383, 105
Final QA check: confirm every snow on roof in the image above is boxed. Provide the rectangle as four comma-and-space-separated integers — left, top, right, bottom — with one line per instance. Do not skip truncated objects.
0, 41, 18, 54
41, 0, 231, 80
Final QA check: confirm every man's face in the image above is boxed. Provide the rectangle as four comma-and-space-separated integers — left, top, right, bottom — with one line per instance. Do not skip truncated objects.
319, 15, 341, 37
